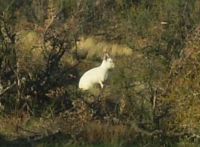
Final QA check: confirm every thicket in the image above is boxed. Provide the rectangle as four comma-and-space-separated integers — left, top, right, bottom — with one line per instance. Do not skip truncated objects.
0, 0, 200, 146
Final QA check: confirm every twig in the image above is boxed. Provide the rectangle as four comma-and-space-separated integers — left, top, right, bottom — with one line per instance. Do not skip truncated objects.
17, 125, 39, 135
43, 11, 61, 34
129, 122, 162, 136
17, 126, 61, 142
0, 82, 16, 97
4, 0, 15, 12
152, 93, 157, 111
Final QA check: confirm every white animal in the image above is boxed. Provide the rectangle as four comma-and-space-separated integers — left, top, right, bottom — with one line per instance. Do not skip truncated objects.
79, 53, 115, 90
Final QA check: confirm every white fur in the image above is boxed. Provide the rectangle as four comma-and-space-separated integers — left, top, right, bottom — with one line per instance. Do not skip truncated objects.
79, 55, 115, 90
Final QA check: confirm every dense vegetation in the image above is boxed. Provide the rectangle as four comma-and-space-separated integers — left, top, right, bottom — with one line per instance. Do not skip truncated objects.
0, 0, 200, 146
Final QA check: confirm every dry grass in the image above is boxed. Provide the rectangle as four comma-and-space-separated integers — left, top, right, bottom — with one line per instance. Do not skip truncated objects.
82, 121, 133, 144
75, 36, 133, 58
16, 30, 45, 72
0, 114, 59, 141
16, 30, 43, 56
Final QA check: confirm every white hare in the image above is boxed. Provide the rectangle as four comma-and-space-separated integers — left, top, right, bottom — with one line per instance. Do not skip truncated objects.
79, 53, 115, 90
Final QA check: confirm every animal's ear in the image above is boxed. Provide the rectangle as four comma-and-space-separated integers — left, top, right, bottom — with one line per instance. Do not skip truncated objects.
103, 53, 110, 60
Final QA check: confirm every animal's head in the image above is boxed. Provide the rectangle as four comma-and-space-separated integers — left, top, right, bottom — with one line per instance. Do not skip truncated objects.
102, 53, 115, 69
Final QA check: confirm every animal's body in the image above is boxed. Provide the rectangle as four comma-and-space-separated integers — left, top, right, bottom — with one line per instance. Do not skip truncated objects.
79, 54, 114, 90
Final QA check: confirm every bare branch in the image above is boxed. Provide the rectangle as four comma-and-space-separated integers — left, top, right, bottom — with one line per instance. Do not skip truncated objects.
0, 82, 16, 97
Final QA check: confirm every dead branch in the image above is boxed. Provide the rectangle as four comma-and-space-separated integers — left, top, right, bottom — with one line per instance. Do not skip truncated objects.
43, 0, 62, 34
129, 122, 162, 136
43, 12, 60, 34
0, 82, 16, 97
16, 125, 62, 142
17, 125, 39, 135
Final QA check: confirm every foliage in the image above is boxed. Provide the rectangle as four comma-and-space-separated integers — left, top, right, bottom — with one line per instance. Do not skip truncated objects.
0, 0, 200, 146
